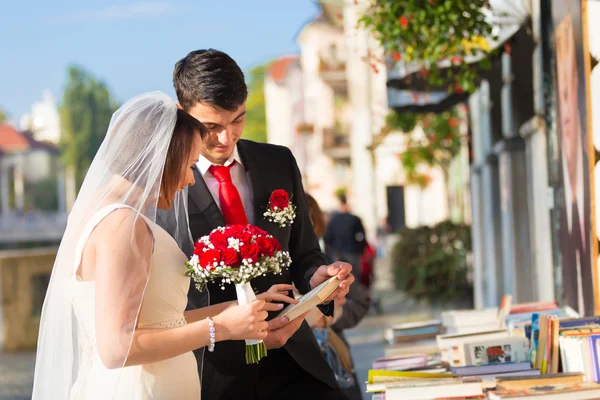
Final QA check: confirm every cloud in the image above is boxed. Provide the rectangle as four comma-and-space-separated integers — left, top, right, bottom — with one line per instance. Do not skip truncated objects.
51, 1, 176, 23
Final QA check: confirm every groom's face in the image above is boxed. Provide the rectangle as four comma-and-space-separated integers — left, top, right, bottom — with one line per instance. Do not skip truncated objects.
186, 101, 247, 165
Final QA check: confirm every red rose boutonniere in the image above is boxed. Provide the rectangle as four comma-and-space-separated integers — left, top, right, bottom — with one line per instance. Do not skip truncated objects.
263, 189, 296, 227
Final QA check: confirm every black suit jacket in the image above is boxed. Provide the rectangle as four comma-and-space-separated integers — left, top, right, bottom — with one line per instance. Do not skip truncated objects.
180, 140, 337, 397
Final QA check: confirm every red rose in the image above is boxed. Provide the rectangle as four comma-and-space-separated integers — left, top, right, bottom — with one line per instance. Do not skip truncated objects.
193, 240, 208, 256
248, 225, 267, 236
269, 189, 289, 211
221, 248, 241, 268
234, 231, 252, 244
399, 16, 409, 27
256, 236, 276, 257
224, 225, 245, 237
209, 230, 228, 251
392, 52, 401, 62
240, 242, 260, 264
200, 249, 221, 269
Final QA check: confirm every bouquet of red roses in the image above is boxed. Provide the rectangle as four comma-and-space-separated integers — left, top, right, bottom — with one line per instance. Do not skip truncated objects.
186, 224, 291, 363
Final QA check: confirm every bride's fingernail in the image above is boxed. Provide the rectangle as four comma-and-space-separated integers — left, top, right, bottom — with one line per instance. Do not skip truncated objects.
277, 304, 284, 309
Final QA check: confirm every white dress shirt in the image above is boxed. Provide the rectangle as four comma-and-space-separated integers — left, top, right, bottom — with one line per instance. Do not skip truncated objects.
196, 146, 255, 224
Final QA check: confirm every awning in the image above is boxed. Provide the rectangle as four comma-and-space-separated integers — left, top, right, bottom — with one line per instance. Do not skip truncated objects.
388, 88, 470, 114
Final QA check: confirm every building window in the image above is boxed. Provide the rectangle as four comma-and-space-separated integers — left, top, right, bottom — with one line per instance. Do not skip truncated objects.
32, 274, 51, 317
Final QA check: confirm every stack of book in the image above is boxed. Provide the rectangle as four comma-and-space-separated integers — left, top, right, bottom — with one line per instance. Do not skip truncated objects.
452, 362, 539, 389
384, 319, 445, 345
366, 370, 485, 400
436, 329, 522, 366
372, 354, 429, 371
542, 316, 600, 380
487, 372, 600, 399
442, 308, 501, 335
369, 299, 600, 399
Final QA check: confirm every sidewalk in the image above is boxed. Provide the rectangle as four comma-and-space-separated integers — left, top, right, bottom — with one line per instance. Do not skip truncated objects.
345, 290, 433, 398
0, 351, 34, 400
344, 236, 435, 398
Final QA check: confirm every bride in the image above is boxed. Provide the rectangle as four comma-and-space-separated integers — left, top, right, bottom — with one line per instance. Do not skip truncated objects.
31, 92, 295, 399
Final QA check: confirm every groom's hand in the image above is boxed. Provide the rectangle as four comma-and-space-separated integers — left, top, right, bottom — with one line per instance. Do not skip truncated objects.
309, 261, 354, 303
264, 312, 309, 349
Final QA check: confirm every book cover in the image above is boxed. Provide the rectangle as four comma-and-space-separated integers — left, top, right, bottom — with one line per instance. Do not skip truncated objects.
372, 354, 427, 370
559, 316, 600, 329
495, 372, 584, 391
464, 337, 530, 365
590, 335, 600, 382
488, 382, 600, 399
367, 369, 456, 384
509, 301, 558, 314
385, 377, 483, 399
452, 362, 532, 376
276, 276, 340, 322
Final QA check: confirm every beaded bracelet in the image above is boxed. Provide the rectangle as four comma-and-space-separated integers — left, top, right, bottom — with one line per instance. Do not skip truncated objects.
207, 317, 216, 352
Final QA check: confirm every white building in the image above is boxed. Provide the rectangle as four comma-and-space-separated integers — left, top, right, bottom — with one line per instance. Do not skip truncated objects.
264, 55, 313, 179
0, 124, 65, 213
285, 12, 353, 212
265, 1, 453, 240
20, 90, 61, 144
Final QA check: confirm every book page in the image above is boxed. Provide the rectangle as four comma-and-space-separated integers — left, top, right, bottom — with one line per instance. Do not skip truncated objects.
277, 276, 340, 321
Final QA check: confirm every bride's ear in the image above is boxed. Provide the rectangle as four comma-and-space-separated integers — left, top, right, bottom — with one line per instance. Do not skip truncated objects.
175, 102, 183, 110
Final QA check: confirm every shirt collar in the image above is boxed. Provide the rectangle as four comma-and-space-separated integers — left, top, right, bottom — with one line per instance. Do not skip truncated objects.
196, 145, 244, 176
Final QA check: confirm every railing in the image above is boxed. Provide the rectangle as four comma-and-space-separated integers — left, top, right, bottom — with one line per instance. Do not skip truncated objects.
0, 212, 67, 243
323, 128, 351, 159
319, 57, 347, 94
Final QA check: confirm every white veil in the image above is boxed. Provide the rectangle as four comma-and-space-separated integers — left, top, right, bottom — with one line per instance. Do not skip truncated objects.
32, 92, 192, 399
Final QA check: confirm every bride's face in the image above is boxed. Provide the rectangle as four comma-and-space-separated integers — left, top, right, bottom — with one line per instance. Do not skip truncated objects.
158, 134, 202, 210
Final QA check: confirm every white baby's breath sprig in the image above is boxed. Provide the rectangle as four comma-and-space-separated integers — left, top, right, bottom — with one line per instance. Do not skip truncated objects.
264, 203, 296, 228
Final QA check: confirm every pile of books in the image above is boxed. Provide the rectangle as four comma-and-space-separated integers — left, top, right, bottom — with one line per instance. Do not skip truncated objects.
368, 298, 600, 399
442, 308, 501, 335
384, 319, 445, 345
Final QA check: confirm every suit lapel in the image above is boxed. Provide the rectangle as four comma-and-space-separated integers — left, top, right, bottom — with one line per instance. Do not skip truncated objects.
188, 141, 272, 234
188, 168, 225, 228
237, 140, 269, 232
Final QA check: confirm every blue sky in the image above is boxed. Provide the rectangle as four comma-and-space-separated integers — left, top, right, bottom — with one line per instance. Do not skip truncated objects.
0, 0, 320, 121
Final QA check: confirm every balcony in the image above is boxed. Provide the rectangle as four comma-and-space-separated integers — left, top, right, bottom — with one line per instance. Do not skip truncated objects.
323, 127, 351, 159
319, 57, 347, 95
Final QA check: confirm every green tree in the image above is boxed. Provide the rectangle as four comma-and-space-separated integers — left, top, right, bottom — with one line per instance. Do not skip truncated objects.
386, 107, 463, 188
0, 108, 8, 124
243, 64, 268, 143
385, 107, 465, 216
60, 66, 119, 190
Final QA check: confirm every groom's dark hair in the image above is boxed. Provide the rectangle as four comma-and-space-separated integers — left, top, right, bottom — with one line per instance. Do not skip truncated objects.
173, 49, 248, 112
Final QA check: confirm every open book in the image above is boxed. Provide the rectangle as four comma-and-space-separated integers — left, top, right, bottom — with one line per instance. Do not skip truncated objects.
277, 276, 341, 323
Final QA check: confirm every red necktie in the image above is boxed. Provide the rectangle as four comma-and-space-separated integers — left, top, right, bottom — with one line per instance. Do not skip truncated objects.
209, 162, 249, 226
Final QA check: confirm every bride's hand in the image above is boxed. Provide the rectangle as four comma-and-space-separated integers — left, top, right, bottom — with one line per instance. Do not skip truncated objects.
213, 300, 269, 341
257, 284, 299, 311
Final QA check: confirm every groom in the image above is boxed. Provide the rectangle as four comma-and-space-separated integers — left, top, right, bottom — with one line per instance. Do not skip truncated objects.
172, 49, 354, 400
